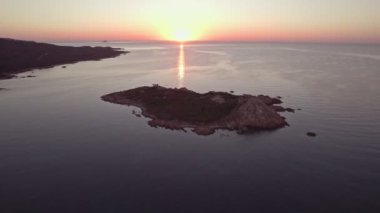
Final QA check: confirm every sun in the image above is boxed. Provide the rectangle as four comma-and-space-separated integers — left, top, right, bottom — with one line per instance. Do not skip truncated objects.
155, 26, 201, 42
173, 29, 192, 42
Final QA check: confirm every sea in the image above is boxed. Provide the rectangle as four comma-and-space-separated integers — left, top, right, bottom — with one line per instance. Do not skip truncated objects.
1, 41, 380, 212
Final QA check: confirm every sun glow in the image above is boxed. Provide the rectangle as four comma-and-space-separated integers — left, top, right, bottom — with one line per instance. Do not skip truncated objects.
144, 2, 219, 41
160, 26, 202, 42
173, 29, 191, 42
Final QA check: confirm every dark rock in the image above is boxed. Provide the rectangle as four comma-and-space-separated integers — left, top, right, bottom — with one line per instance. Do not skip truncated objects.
273, 105, 286, 112
286, 108, 295, 113
20, 75, 35, 78
257, 95, 283, 105
307, 132, 317, 137
132, 110, 142, 118
0, 73, 16, 79
102, 86, 292, 136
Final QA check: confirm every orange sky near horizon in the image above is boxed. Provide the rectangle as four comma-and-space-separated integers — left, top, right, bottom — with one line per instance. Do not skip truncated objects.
1, 0, 379, 43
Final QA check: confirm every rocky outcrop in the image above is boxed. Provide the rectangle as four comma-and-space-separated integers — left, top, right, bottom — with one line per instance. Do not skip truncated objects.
102, 85, 294, 136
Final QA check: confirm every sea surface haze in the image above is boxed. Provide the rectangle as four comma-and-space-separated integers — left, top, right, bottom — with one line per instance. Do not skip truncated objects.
1, 41, 380, 212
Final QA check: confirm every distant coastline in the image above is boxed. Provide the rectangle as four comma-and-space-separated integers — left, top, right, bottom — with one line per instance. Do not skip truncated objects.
0, 38, 128, 79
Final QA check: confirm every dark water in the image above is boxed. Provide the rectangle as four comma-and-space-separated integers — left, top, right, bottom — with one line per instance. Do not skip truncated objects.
1, 42, 380, 212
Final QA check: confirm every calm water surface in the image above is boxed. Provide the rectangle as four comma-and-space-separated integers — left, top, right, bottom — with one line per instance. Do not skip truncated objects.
1, 42, 380, 212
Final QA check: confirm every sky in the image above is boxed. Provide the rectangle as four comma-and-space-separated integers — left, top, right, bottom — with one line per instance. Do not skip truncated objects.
1, 0, 379, 42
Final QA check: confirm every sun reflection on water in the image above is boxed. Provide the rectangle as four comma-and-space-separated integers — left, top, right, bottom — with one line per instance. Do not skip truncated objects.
177, 43, 185, 87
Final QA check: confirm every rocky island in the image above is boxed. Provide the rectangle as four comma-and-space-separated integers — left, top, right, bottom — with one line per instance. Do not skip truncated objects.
102, 85, 294, 135
0, 38, 128, 79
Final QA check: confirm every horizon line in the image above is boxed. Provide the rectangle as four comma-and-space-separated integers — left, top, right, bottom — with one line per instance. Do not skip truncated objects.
2, 37, 380, 45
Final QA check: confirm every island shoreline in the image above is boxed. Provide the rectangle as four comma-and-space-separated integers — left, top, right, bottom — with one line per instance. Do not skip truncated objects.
102, 85, 294, 136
